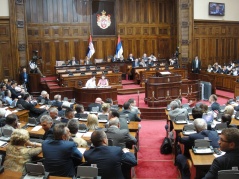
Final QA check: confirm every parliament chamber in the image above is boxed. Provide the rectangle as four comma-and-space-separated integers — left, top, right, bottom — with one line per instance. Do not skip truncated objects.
1, 0, 239, 179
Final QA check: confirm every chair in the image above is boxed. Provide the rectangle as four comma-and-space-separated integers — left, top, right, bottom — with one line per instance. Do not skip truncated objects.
98, 114, 108, 121
108, 139, 114, 146
215, 123, 227, 134
111, 105, 119, 111
182, 104, 190, 109
75, 166, 98, 178
27, 117, 38, 127
218, 170, 239, 179
174, 114, 188, 124
24, 163, 47, 178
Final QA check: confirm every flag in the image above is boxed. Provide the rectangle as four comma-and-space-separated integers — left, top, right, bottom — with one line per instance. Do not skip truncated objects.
115, 35, 123, 58
86, 35, 95, 58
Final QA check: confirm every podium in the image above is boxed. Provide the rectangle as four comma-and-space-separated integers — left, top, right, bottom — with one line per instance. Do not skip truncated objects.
29, 73, 41, 95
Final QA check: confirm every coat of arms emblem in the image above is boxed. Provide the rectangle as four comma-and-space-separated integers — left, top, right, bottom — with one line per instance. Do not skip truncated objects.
97, 10, 111, 29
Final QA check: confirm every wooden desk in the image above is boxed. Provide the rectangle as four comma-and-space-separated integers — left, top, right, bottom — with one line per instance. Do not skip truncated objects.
75, 87, 118, 107
189, 149, 214, 179
0, 170, 72, 179
7, 108, 29, 123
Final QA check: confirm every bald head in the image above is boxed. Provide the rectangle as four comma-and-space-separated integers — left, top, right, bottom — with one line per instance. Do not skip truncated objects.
95, 98, 102, 104
91, 130, 108, 147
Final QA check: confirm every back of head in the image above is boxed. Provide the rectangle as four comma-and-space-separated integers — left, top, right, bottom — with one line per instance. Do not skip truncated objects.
87, 114, 98, 130
40, 115, 53, 124
10, 129, 29, 145
64, 108, 74, 119
128, 98, 135, 105
6, 114, 18, 126
193, 118, 207, 132
174, 99, 181, 107
221, 128, 239, 149
192, 107, 203, 119
224, 105, 234, 116
199, 103, 208, 113
170, 101, 179, 110
110, 110, 119, 118
123, 102, 130, 110
102, 103, 110, 113
91, 130, 107, 147
0, 108, 6, 118
75, 104, 84, 113
105, 98, 113, 105
67, 119, 79, 134
53, 123, 67, 140
23, 93, 30, 100
109, 117, 119, 126
221, 114, 232, 126
41, 90, 47, 96
210, 94, 217, 102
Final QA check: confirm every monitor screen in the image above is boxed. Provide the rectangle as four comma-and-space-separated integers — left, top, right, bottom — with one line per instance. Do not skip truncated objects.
209, 2, 225, 16
202, 113, 214, 124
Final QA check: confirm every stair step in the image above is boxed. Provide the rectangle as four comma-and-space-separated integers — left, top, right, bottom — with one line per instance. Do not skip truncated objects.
117, 88, 145, 95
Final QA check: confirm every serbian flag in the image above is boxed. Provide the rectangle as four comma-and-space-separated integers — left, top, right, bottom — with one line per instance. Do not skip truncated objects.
86, 35, 95, 58
115, 35, 123, 58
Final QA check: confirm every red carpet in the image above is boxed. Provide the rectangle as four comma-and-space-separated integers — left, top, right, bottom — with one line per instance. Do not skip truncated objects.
216, 89, 234, 99
134, 120, 179, 179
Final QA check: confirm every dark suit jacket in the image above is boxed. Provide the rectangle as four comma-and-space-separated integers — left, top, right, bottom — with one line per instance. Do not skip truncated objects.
120, 110, 141, 122
191, 59, 201, 71
179, 130, 219, 157
203, 149, 239, 179
19, 72, 29, 84
87, 103, 102, 112
37, 95, 50, 105
17, 99, 46, 118
42, 124, 54, 140
105, 126, 137, 148
8, 86, 20, 100
84, 145, 137, 179
211, 102, 220, 112
42, 140, 83, 177
68, 60, 79, 66
52, 100, 63, 111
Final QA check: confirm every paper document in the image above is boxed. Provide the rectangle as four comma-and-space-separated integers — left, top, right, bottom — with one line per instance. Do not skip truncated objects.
31, 126, 42, 131
83, 132, 93, 138
195, 148, 212, 153
0, 141, 7, 147
78, 148, 86, 154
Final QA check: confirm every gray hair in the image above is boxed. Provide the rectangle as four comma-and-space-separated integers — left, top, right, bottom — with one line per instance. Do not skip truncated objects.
170, 101, 179, 110
193, 118, 207, 132
0, 108, 6, 117
41, 90, 48, 95
49, 107, 58, 113
40, 115, 53, 123
67, 119, 79, 134
54, 94, 61, 101
109, 117, 119, 126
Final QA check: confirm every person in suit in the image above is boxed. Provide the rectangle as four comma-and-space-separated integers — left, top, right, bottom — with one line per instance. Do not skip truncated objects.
87, 97, 103, 112
191, 56, 201, 73
105, 117, 136, 148
120, 102, 141, 122
84, 56, 92, 65
42, 123, 83, 177
209, 94, 220, 112
68, 56, 79, 66
51, 94, 63, 111
108, 110, 129, 131
132, 58, 139, 68
74, 104, 85, 118
61, 108, 74, 123
176, 118, 219, 179
84, 130, 137, 179
8, 81, 21, 100
40, 115, 54, 140
49, 107, 61, 123
203, 128, 239, 179
19, 68, 29, 88
85, 76, 96, 88
17, 93, 47, 118
127, 53, 135, 61
128, 98, 141, 115
37, 90, 50, 105
0, 114, 20, 136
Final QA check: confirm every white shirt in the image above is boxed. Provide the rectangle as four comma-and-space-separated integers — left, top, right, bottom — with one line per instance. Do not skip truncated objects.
85, 79, 96, 88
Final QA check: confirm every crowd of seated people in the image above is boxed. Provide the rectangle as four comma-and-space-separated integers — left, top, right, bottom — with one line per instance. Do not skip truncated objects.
207, 61, 239, 76
0, 79, 140, 178
167, 94, 239, 178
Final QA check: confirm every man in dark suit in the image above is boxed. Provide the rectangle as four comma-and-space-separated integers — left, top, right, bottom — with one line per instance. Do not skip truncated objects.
105, 117, 136, 148
60, 108, 74, 123
191, 55, 201, 73
87, 97, 103, 112
17, 93, 47, 118
40, 115, 54, 140
203, 128, 239, 179
84, 130, 137, 179
19, 67, 29, 88
109, 110, 128, 130
37, 90, 50, 105
127, 53, 135, 61
8, 81, 21, 100
68, 56, 79, 66
209, 94, 220, 112
42, 123, 83, 177
52, 94, 63, 111
120, 102, 141, 122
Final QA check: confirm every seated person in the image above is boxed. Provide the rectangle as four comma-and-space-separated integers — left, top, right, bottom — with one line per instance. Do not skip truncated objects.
221, 114, 237, 128
42, 123, 83, 177
52, 94, 63, 111
209, 94, 220, 112
224, 105, 234, 116
4, 90, 17, 106
68, 56, 79, 66
67, 119, 88, 147
203, 128, 239, 179
40, 115, 54, 140
3, 129, 42, 172
192, 106, 203, 119
97, 75, 109, 87
1, 114, 19, 135
61, 108, 75, 123
84, 130, 137, 179
87, 97, 103, 112
17, 93, 47, 118
74, 104, 85, 118
105, 117, 136, 148
120, 102, 141, 122
128, 98, 141, 115
85, 76, 96, 88
108, 110, 128, 131
101, 103, 110, 115
207, 64, 213, 72
37, 90, 50, 105
49, 107, 61, 123
132, 58, 139, 68
86, 114, 100, 130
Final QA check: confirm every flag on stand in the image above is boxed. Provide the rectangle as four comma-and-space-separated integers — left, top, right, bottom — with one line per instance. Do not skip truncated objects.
86, 35, 95, 58
115, 35, 123, 58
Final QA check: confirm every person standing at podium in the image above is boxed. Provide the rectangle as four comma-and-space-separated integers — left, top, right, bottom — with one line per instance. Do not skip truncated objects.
191, 55, 201, 73
85, 76, 96, 88
97, 75, 109, 87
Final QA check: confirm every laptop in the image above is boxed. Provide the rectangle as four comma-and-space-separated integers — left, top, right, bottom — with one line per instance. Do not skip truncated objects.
187, 108, 192, 115
0, 129, 13, 142
98, 114, 108, 122
24, 163, 49, 179
202, 113, 214, 124
75, 166, 98, 179
182, 124, 196, 135
215, 123, 227, 134
174, 114, 188, 124
27, 118, 38, 127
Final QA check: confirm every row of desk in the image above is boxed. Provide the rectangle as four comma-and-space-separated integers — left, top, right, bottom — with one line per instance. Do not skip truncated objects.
166, 109, 239, 179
